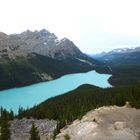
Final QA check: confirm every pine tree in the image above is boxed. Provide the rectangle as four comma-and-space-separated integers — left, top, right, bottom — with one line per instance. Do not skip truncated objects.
18, 107, 24, 119
29, 123, 40, 140
0, 110, 11, 140
51, 120, 60, 140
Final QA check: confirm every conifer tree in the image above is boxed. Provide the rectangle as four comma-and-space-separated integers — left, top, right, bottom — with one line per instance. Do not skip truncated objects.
29, 123, 40, 140
0, 110, 11, 140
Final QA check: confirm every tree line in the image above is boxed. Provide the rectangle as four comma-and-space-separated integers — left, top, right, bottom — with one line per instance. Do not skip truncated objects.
0, 82, 140, 139
0, 108, 40, 140
18, 82, 140, 130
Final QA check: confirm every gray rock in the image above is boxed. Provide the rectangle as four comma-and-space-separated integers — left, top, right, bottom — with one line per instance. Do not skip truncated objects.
56, 106, 140, 140
114, 121, 126, 130
10, 118, 57, 140
0, 29, 85, 60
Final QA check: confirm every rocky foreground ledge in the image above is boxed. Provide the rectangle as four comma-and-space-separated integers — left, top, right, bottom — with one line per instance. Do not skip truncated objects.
56, 106, 140, 140
10, 106, 140, 140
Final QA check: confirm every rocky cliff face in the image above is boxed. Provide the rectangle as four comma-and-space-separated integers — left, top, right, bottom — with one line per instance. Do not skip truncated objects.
10, 118, 57, 140
0, 29, 85, 60
56, 106, 140, 140
0, 32, 8, 40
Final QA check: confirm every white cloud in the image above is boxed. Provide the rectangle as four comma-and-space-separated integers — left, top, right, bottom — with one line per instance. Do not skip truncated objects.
0, 0, 140, 53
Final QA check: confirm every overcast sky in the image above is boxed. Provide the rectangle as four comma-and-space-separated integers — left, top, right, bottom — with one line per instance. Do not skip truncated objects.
0, 0, 140, 54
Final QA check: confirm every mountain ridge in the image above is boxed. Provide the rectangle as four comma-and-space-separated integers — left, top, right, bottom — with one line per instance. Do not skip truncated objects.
92, 46, 140, 86
91, 46, 140, 64
0, 29, 101, 90
0, 29, 86, 60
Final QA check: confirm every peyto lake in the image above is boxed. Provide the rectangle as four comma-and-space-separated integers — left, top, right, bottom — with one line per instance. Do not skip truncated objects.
0, 71, 112, 113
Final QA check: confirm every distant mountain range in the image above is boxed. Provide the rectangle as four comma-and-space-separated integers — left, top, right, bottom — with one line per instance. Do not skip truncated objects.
91, 47, 140, 65
91, 47, 140, 86
0, 29, 100, 90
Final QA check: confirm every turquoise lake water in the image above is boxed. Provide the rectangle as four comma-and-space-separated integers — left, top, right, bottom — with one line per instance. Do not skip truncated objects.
0, 71, 112, 113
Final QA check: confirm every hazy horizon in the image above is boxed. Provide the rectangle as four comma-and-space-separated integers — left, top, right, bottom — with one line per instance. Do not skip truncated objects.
1, 0, 140, 54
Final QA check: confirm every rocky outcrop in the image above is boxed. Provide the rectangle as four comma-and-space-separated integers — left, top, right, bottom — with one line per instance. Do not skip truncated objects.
0, 32, 8, 40
56, 106, 140, 140
0, 29, 85, 60
33, 72, 53, 81
10, 118, 57, 140
9, 106, 140, 140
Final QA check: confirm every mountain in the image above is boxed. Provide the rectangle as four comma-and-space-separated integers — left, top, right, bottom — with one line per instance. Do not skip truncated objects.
0, 29, 88, 60
0, 29, 100, 90
91, 47, 140, 65
0, 32, 8, 40
92, 47, 140, 86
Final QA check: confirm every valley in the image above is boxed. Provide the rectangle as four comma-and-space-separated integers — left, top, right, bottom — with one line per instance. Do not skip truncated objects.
0, 30, 140, 140
1, 0, 140, 139
0, 71, 111, 113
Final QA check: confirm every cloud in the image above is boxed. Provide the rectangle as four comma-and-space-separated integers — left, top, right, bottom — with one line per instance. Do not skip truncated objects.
0, 0, 140, 53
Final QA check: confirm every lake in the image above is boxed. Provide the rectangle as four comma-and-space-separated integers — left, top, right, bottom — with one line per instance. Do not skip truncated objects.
0, 71, 112, 113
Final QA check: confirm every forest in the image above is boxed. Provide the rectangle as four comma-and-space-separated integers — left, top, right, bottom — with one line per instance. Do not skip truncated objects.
96, 64, 140, 86
17, 82, 140, 129
0, 82, 140, 138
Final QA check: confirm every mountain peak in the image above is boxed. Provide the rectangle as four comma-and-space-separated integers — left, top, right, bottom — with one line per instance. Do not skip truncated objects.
60, 37, 69, 41
39, 29, 51, 37
39, 29, 49, 33
0, 31, 8, 40
0, 29, 85, 60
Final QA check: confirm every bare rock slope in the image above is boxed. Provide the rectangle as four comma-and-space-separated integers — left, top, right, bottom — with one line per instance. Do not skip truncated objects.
0, 29, 85, 60
10, 118, 57, 140
56, 106, 140, 140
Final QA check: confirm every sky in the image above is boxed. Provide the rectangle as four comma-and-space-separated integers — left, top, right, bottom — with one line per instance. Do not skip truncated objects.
0, 0, 140, 54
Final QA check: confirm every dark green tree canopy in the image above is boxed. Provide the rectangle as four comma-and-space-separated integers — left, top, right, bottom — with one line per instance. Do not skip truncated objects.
0, 109, 11, 140
29, 123, 40, 140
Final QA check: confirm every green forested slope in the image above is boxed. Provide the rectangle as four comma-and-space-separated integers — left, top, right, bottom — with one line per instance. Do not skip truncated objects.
92, 49, 140, 86
96, 64, 140, 86
0, 54, 95, 90
18, 82, 140, 128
